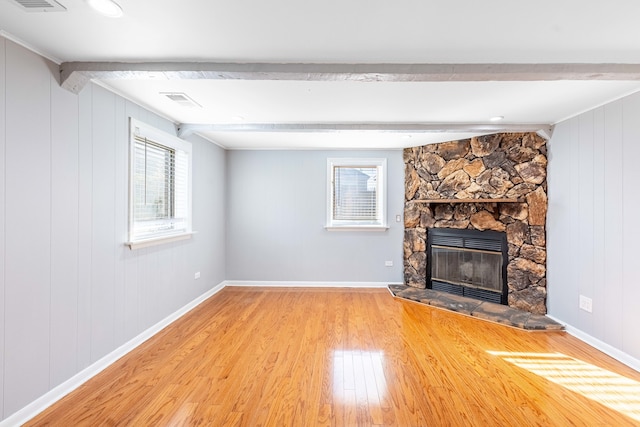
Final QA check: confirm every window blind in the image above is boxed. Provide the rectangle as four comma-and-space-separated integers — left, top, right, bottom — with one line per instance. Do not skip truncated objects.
132, 135, 188, 239
333, 166, 378, 221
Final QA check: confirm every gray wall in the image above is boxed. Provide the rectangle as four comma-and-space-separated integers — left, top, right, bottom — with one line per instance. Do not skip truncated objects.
226, 150, 405, 283
547, 91, 640, 363
0, 38, 226, 420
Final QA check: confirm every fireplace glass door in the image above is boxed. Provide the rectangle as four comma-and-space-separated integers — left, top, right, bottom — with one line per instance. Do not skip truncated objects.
431, 245, 503, 292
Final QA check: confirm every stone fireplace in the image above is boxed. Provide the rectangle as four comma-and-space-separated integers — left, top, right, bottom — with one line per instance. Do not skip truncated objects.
403, 133, 548, 314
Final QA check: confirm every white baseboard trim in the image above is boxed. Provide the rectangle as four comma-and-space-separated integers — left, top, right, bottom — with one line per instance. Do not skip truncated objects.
225, 280, 400, 288
0, 281, 226, 427
546, 315, 640, 373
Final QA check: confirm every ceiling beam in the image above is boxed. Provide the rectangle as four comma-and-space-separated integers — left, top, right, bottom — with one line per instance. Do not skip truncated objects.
60, 62, 640, 93
176, 122, 553, 139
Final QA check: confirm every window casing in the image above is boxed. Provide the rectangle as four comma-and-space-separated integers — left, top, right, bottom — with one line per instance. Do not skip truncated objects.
128, 119, 193, 248
326, 158, 387, 230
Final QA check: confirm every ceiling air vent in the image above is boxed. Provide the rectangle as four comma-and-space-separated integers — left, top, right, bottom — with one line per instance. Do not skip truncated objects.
8, 0, 67, 12
161, 92, 202, 108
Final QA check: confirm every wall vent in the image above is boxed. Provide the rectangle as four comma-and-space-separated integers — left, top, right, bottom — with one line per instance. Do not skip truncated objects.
8, 0, 66, 12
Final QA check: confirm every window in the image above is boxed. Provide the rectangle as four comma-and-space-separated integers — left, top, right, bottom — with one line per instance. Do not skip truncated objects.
127, 119, 193, 249
326, 158, 387, 230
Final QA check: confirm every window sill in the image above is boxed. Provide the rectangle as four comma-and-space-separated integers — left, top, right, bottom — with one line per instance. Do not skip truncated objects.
126, 232, 195, 250
325, 225, 389, 232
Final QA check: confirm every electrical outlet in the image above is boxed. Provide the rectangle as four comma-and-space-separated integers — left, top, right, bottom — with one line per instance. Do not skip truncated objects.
194, 271, 201, 280
579, 295, 592, 313
385, 261, 393, 267
395, 215, 401, 222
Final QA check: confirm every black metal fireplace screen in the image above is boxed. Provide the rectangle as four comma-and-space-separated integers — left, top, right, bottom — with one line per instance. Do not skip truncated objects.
427, 228, 508, 305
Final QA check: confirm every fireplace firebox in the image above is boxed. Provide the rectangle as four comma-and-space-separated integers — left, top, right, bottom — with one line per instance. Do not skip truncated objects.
426, 228, 508, 305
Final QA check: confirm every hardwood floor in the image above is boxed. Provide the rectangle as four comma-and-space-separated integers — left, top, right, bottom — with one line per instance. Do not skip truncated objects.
28, 287, 640, 426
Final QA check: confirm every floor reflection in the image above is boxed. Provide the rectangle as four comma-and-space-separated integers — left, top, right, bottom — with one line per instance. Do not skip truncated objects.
488, 351, 640, 422
332, 350, 387, 404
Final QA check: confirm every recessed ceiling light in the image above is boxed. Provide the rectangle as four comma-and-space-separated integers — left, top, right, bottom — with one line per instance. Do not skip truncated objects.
86, 0, 123, 18
489, 115, 504, 122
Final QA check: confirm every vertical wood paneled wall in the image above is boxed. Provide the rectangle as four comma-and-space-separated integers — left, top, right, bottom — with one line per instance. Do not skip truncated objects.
547, 91, 640, 366
0, 38, 226, 421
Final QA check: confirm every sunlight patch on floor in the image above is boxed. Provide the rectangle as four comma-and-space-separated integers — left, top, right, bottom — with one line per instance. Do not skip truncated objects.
487, 351, 640, 422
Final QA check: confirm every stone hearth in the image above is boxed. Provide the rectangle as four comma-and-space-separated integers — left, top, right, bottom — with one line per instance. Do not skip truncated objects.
388, 284, 563, 331
403, 133, 548, 314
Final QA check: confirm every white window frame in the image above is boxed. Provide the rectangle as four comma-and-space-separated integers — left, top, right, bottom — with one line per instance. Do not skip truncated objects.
326, 158, 388, 231
126, 118, 193, 249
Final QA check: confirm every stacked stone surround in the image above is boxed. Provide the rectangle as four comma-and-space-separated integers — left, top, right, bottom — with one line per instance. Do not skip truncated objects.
403, 133, 548, 314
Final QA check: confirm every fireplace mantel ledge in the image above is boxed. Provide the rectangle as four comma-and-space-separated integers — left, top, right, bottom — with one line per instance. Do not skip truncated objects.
408, 198, 524, 204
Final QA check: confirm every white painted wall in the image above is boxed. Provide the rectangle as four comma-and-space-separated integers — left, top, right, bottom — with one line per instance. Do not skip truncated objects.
0, 38, 226, 421
548, 91, 640, 366
225, 150, 405, 284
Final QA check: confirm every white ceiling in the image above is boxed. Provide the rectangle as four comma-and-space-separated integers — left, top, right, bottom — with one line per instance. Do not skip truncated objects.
2, 0, 640, 149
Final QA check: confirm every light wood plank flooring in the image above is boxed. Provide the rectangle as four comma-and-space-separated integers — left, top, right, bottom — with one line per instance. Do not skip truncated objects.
27, 287, 640, 426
